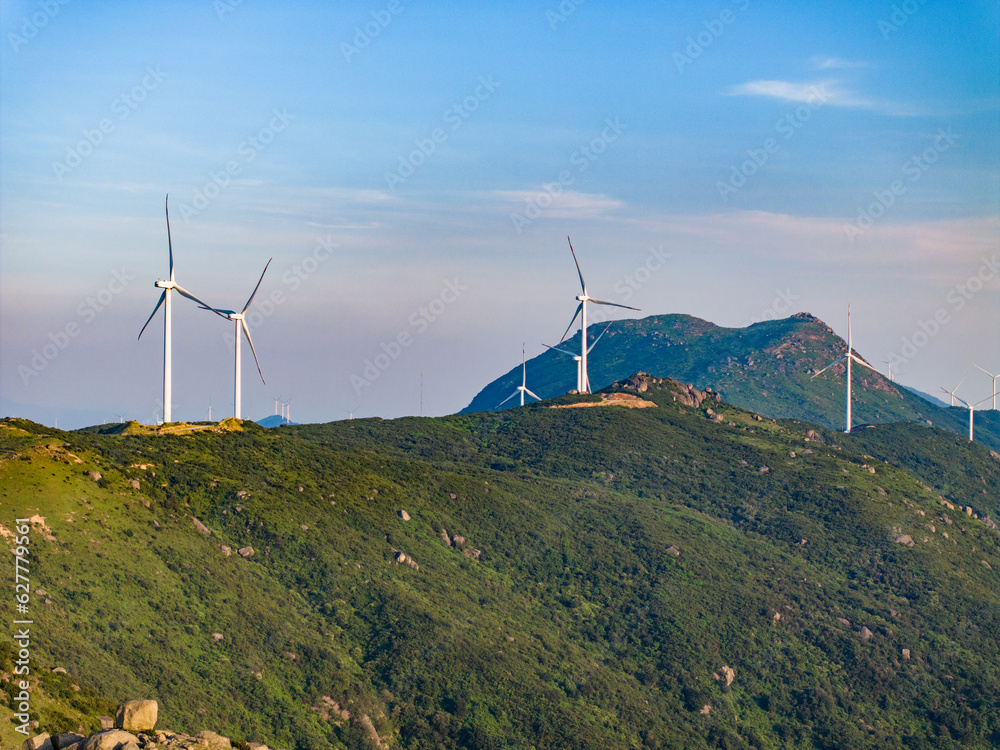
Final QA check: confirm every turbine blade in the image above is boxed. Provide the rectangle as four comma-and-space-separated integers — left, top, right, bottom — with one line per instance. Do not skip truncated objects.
567, 236, 586, 293
174, 284, 224, 314
952, 373, 967, 392
812, 355, 847, 378
496, 391, 518, 409
972, 392, 999, 408
241, 319, 265, 384
849, 354, 880, 373
242, 258, 273, 314
560, 303, 584, 342
587, 322, 614, 353
971, 362, 997, 378
165, 194, 174, 281
588, 297, 640, 311
138, 291, 166, 339
543, 343, 576, 357
523, 388, 541, 402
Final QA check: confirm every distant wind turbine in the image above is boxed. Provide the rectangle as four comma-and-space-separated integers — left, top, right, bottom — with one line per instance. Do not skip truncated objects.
496, 344, 542, 410
342, 404, 361, 420
203, 259, 272, 420
940, 390, 999, 441
943, 374, 966, 407
880, 360, 894, 383
545, 322, 613, 393
971, 363, 999, 411
138, 195, 221, 424
812, 305, 880, 433
559, 238, 638, 394
207, 397, 214, 423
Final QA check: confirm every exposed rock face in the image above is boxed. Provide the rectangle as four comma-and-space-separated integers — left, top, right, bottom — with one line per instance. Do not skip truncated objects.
194, 730, 231, 747
55, 731, 87, 748
116, 700, 158, 733
191, 518, 211, 535
22, 734, 50, 750
894, 535, 915, 547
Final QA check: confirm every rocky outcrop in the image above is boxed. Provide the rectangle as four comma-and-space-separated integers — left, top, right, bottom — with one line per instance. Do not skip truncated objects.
23, 699, 288, 750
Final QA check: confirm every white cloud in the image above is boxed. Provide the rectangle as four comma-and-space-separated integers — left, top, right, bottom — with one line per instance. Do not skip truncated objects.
810, 56, 869, 70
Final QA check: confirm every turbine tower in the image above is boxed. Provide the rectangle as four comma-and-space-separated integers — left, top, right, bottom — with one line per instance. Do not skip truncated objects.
204, 259, 272, 420
546, 322, 613, 393
941, 390, 999, 442
972, 363, 999, 411
812, 305, 880, 433
496, 343, 542, 409
138, 195, 220, 424
559, 237, 638, 394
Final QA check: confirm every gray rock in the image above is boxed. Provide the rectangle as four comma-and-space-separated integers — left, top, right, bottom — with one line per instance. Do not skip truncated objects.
193, 730, 232, 747
440, 528, 451, 546
22, 734, 51, 750
192, 517, 211, 535
894, 535, 915, 547
87, 470, 102, 482
128, 479, 140, 489
398, 510, 411, 521
116, 699, 158, 732
666, 545, 681, 557
80, 730, 140, 750
54, 732, 86, 750
859, 626, 873, 640
238, 546, 255, 558
98, 718, 115, 730
52, 667, 68, 674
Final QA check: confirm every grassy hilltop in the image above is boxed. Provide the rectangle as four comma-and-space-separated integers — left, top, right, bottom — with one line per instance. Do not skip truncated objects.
1, 378, 999, 749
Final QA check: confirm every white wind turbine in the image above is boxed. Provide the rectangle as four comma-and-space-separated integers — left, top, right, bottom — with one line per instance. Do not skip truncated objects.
940, 390, 999, 441
545, 322, 613, 393
496, 343, 542, 409
559, 238, 638, 394
138, 195, 221, 424
812, 305, 881, 433
972, 363, 999, 411
203, 259, 272, 420
943, 374, 966, 407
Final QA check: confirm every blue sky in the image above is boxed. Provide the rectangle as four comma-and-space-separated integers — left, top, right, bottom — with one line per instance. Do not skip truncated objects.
1, 0, 998, 427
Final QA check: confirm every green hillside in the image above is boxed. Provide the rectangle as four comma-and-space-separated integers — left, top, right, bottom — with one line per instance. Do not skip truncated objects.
2, 381, 999, 749
461, 313, 1000, 452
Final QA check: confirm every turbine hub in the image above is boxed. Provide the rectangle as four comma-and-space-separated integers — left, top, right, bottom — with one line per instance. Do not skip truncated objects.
155, 280, 175, 289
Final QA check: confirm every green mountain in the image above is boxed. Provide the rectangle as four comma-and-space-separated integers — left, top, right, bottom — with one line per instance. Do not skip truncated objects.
2, 380, 999, 749
461, 313, 1000, 452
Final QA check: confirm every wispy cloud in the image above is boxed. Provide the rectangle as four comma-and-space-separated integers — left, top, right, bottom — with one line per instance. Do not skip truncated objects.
810, 56, 868, 70
492, 189, 625, 218
727, 79, 874, 108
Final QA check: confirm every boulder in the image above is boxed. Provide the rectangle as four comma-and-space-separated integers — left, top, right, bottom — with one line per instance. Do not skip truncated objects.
859, 626, 874, 640
985, 516, 998, 530
98, 718, 115, 730
128, 479, 140, 489
80, 730, 140, 750
22, 734, 51, 750
54, 733, 86, 750
440, 528, 451, 546
87, 470, 102, 482
666, 545, 681, 557
238, 546, 255, 558
212, 632, 224, 642
902, 648, 911, 660
192, 517, 211, 535
193, 730, 232, 747
894, 535, 915, 547
719, 665, 735, 686
115, 699, 158, 732
398, 510, 411, 521
52, 667, 68, 674
452, 536, 466, 547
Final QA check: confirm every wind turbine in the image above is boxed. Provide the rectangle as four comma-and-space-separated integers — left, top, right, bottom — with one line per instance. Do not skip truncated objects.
342, 404, 361, 420
559, 238, 639, 394
113, 409, 129, 424
207, 397, 214, 423
972, 363, 999, 410
203, 259, 272, 420
940, 390, 998, 441
138, 195, 221, 424
812, 305, 880, 433
496, 343, 542, 410
545, 322, 613, 393
880, 360, 894, 383
943, 374, 966, 407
